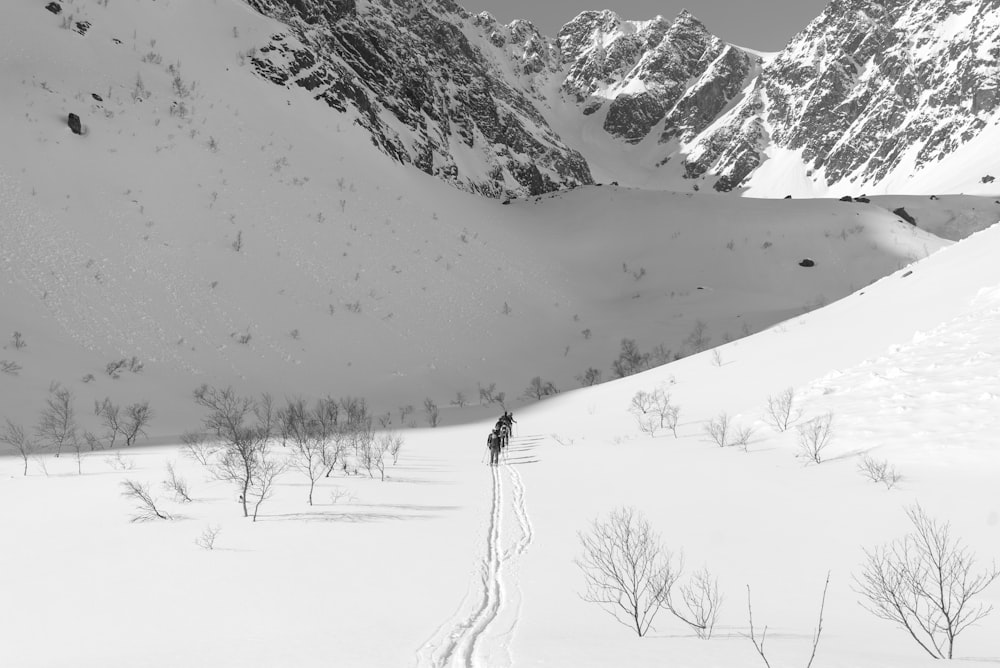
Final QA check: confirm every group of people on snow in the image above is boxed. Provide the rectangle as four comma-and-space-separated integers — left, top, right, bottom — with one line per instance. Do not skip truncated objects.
486, 411, 516, 466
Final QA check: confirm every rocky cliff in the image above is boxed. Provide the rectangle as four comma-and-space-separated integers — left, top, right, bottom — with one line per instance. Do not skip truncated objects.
243, 0, 1000, 196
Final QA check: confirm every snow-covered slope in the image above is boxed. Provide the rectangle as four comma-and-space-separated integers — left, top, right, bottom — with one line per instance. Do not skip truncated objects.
2, 132, 1000, 668
8, 0, 995, 438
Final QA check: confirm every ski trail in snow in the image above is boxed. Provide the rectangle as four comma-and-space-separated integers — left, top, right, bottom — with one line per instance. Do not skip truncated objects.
415, 435, 539, 668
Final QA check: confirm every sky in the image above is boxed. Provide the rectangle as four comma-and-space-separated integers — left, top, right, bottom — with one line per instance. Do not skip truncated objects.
464, 0, 832, 51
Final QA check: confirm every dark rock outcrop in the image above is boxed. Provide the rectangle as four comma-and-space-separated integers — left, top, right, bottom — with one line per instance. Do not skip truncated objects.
67, 112, 82, 135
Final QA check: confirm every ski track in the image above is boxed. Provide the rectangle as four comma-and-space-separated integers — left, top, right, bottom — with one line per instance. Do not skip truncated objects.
415, 435, 539, 668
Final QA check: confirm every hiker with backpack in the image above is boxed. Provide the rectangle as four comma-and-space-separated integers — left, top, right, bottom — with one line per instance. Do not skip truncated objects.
486, 428, 502, 466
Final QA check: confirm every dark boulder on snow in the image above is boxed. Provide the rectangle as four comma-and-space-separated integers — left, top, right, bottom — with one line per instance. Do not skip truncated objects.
982, 174, 995, 184
893, 207, 917, 225
854, 196, 870, 203
67, 113, 82, 135
784, 194, 792, 199
839, 195, 853, 202
45, 2, 61, 14
798, 258, 816, 267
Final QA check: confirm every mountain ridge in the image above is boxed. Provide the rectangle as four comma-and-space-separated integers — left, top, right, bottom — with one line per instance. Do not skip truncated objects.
244, 0, 1000, 198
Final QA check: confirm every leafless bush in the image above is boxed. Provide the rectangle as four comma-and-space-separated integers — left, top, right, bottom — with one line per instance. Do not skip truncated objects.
122, 401, 153, 447
747, 572, 829, 668
121, 479, 172, 522
612, 338, 649, 378
478, 383, 496, 405
36, 383, 78, 457
857, 454, 902, 489
731, 424, 755, 452
105, 450, 135, 471
285, 401, 330, 505
1, 419, 37, 476
1, 360, 21, 375
12, 331, 26, 349
450, 391, 468, 408
424, 398, 439, 427
629, 388, 681, 438
181, 430, 216, 466
95, 398, 123, 448
796, 413, 834, 464
249, 453, 285, 521
329, 486, 356, 505
576, 507, 680, 637
854, 505, 999, 659
163, 462, 192, 502
383, 432, 404, 465
704, 412, 731, 448
523, 376, 558, 401
665, 567, 723, 639
577, 367, 602, 387
765, 388, 801, 432
711, 349, 723, 367
684, 320, 711, 354
195, 524, 222, 550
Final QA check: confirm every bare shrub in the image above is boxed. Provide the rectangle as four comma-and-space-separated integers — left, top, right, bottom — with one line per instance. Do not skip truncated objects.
731, 424, 756, 452
122, 401, 153, 447
612, 338, 649, 378
704, 412, 731, 448
423, 398, 439, 427
36, 383, 78, 457
857, 454, 902, 489
163, 462, 192, 502
285, 401, 330, 505
747, 572, 829, 668
95, 398, 123, 449
665, 566, 723, 639
765, 387, 801, 432
121, 480, 172, 522
630, 390, 659, 436
195, 524, 222, 550
796, 413, 834, 464
1, 419, 37, 476
249, 453, 285, 522
450, 391, 468, 408
1, 360, 21, 375
683, 320, 710, 354
12, 331, 26, 349
854, 505, 999, 659
576, 507, 680, 637
523, 376, 558, 401
577, 367, 602, 387
181, 430, 216, 466
105, 451, 135, 472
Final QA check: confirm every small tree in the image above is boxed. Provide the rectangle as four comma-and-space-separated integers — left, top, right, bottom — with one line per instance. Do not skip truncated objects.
195, 524, 222, 550
577, 367, 602, 387
630, 390, 659, 436
163, 462, 193, 502
249, 453, 284, 522
523, 376, 558, 401
857, 454, 902, 490
683, 320, 710, 353
121, 479, 172, 522
576, 507, 680, 637
122, 401, 153, 447
854, 505, 999, 659
747, 572, 829, 668
704, 412, 731, 448
797, 413, 834, 464
424, 398, 439, 427
286, 402, 330, 504
95, 398, 123, 449
36, 383, 78, 457
612, 338, 649, 378
665, 566, 723, 640
765, 387, 801, 432
1, 419, 37, 476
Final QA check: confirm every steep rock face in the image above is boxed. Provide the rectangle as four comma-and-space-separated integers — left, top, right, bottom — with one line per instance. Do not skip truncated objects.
557, 10, 755, 144
245, 0, 592, 197
687, 0, 1000, 191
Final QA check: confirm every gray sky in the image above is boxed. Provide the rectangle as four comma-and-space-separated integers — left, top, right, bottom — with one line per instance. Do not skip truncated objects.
464, 0, 831, 51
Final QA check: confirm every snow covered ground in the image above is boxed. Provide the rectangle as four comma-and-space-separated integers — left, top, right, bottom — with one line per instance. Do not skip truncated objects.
2, 1, 1000, 667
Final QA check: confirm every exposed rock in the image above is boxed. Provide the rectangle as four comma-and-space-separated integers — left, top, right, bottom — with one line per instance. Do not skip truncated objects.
67, 112, 82, 135
799, 258, 816, 267
893, 207, 917, 225
45, 2, 61, 14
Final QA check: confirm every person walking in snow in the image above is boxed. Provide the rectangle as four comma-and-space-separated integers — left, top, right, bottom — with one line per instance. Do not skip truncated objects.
487, 428, 502, 466
500, 411, 516, 445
